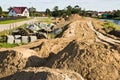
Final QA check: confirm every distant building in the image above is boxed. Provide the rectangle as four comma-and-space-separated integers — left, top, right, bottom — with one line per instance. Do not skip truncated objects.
8, 7, 29, 17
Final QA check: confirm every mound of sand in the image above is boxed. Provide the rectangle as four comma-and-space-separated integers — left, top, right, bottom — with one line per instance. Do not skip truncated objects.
1, 16, 120, 80
1, 67, 84, 80
0, 48, 40, 78
62, 20, 95, 43
67, 14, 83, 21
45, 40, 120, 80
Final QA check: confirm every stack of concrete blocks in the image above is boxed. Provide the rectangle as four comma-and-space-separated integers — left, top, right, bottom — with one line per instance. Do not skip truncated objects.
7, 35, 37, 44
22, 36, 29, 43
29, 36, 37, 42
7, 35, 14, 44
14, 35, 21, 44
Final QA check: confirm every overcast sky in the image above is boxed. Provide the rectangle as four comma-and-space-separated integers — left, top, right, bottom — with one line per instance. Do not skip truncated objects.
0, 0, 120, 11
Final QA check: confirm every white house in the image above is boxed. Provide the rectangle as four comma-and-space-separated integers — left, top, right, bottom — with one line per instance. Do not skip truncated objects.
8, 7, 29, 17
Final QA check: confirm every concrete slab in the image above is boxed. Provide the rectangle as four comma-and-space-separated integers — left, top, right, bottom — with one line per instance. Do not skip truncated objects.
7, 35, 14, 44
29, 36, 37, 42
22, 36, 29, 43
14, 35, 21, 39
14, 39, 21, 44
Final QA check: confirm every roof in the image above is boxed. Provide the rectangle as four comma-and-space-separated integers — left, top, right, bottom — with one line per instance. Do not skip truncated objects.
12, 7, 27, 14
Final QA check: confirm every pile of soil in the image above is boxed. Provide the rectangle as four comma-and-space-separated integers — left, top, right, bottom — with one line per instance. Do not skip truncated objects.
1, 15, 120, 80
62, 20, 95, 43
0, 48, 40, 78
45, 40, 120, 80
1, 67, 84, 80
67, 14, 83, 21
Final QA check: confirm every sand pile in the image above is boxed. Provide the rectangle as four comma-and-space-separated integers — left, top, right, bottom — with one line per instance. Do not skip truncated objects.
0, 48, 40, 78
62, 20, 95, 43
1, 67, 84, 80
67, 14, 83, 21
45, 40, 120, 80
1, 15, 120, 80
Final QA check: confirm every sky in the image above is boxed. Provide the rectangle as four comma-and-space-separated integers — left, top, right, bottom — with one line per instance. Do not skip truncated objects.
0, 0, 120, 11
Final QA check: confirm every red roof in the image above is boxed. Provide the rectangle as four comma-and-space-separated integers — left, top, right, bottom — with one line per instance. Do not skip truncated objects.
12, 7, 27, 14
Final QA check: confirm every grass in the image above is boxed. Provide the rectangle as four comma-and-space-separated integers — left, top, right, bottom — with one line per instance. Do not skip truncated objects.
102, 20, 120, 33
0, 18, 31, 24
0, 43, 19, 48
37, 17, 52, 24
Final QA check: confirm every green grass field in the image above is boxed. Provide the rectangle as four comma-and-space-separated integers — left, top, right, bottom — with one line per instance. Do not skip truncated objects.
0, 43, 19, 48
0, 18, 31, 24
37, 17, 52, 24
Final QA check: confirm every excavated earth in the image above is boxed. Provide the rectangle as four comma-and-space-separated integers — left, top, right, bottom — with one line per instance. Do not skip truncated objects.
0, 14, 120, 80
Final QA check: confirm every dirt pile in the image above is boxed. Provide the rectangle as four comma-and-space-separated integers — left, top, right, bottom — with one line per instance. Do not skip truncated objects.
1, 67, 84, 80
1, 15, 120, 80
67, 14, 83, 21
19, 38, 73, 58
62, 20, 95, 43
0, 48, 40, 78
45, 40, 120, 80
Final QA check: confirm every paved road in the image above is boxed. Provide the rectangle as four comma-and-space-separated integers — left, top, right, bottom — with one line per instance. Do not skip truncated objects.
0, 18, 38, 32
87, 21, 120, 45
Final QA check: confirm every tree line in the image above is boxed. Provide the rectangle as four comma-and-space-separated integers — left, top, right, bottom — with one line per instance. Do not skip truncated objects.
0, 5, 120, 20
45, 5, 82, 17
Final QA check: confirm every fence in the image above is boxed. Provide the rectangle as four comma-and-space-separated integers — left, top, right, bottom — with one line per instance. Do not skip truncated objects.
0, 16, 27, 21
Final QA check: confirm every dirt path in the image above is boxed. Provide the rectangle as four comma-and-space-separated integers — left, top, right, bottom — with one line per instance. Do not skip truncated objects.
87, 21, 120, 45
0, 18, 38, 32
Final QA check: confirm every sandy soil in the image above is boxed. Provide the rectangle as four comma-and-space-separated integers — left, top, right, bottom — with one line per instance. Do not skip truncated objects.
0, 14, 120, 80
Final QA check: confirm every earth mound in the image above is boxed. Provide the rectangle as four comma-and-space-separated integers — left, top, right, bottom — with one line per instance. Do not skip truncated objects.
45, 40, 120, 80
67, 14, 83, 21
1, 67, 84, 80
0, 15, 120, 80
0, 48, 40, 78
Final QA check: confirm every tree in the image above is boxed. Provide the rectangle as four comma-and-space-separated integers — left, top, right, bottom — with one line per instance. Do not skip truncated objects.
114, 10, 120, 17
29, 7, 36, 16
81, 9, 87, 16
72, 5, 81, 14
53, 6, 58, 11
66, 5, 72, 15
45, 8, 51, 17
52, 6, 60, 17
0, 6, 2, 16
8, 7, 13, 11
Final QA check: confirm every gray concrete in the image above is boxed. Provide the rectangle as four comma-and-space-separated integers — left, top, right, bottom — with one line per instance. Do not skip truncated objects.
14, 39, 21, 44
7, 35, 14, 44
29, 36, 37, 42
22, 36, 29, 43
14, 35, 21, 39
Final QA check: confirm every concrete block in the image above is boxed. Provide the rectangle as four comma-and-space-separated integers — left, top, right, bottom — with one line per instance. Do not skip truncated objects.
29, 36, 37, 42
14, 35, 21, 39
7, 35, 14, 44
14, 39, 21, 44
22, 36, 29, 43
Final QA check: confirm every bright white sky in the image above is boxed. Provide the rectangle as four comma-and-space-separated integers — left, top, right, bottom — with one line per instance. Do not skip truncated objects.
0, 0, 120, 11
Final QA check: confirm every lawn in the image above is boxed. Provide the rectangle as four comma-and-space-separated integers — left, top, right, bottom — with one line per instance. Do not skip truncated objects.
0, 43, 19, 48
37, 17, 52, 24
0, 18, 31, 24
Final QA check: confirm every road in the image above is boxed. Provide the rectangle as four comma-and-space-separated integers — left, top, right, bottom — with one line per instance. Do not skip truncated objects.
0, 18, 38, 32
87, 21, 120, 45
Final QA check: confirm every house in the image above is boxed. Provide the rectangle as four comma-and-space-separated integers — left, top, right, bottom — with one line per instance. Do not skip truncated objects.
8, 7, 29, 17
98, 12, 105, 16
